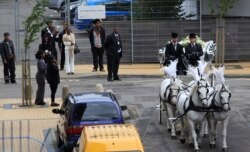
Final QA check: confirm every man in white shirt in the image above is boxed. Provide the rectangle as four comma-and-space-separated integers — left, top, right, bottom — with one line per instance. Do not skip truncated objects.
89, 19, 106, 72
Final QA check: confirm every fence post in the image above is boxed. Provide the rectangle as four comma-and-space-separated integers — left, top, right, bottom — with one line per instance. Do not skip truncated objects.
19, 120, 22, 151
28, 120, 31, 152
11, 121, 13, 152
2, 121, 5, 152
130, 1, 134, 63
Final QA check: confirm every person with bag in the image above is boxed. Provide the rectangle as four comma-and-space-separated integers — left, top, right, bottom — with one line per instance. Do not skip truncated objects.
46, 55, 60, 107
35, 50, 47, 105
63, 28, 76, 75
104, 27, 122, 81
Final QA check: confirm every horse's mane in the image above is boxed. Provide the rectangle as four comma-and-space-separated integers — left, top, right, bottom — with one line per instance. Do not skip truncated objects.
213, 66, 225, 85
161, 59, 178, 78
187, 66, 200, 81
175, 78, 184, 90
189, 83, 198, 97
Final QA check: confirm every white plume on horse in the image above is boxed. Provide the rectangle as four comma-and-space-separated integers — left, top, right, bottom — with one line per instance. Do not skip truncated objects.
187, 66, 200, 81
198, 61, 208, 76
160, 59, 178, 78
213, 66, 225, 85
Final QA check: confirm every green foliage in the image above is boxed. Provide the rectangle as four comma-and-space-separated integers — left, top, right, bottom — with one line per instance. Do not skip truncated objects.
133, 0, 186, 20
208, 0, 239, 18
23, 0, 48, 49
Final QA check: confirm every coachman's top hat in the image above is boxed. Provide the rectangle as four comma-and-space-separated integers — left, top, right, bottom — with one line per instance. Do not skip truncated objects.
171, 32, 178, 38
189, 33, 196, 38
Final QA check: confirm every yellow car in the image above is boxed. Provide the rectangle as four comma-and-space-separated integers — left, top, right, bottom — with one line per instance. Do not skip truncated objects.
73, 124, 144, 152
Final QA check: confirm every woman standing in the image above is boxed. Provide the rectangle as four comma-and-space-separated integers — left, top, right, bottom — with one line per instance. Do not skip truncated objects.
63, 28, 75, 75
46, 55, 60, 107
35, 51, 47, 105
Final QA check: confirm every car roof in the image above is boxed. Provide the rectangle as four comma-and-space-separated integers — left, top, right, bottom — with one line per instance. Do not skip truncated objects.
80, 124, 144, 151
71, 92, 117, 104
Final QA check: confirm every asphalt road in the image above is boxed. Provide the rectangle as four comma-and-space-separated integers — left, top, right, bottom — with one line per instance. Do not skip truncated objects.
0, 77, 249, 152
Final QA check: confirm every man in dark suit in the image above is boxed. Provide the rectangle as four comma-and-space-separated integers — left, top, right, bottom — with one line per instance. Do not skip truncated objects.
164, 33, 186, 75
185, 33, 203, 67
104, 27, 122, 81
89, 19, 106, 72
58, 22, 68, 70
0, 32, 16, 84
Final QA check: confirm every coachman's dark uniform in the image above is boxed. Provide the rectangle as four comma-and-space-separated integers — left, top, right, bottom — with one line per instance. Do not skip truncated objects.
104, 32, 122, 81
0, 39, 16, 83
185, 43, 203, 67
164, 42, 186, 75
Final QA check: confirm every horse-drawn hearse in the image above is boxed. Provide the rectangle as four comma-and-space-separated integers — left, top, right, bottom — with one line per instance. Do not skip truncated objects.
157, 38, 232, 152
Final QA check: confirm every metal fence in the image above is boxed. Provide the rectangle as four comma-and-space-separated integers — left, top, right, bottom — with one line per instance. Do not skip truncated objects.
0, 120, 57, 152
1, 0, 250, 64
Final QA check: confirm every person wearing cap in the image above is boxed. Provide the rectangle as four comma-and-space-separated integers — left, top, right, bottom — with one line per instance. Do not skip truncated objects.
89, 19, 106, 72
185, 33, 203, 66
0, 32, 16, 84
104, 27, 122, 81
164, 32, 186, 75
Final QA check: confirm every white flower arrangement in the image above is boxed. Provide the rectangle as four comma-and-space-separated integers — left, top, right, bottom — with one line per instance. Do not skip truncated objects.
179, 36, 206, 48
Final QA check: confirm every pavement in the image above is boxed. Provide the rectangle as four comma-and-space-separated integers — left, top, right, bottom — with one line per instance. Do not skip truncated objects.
0, 62, 250, 80
0, 77, 250, 152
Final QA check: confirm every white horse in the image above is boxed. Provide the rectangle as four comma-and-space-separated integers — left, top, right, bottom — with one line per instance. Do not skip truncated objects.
159, 60, 183, 139
177, 65, 212, 152
207, 67, 231, 152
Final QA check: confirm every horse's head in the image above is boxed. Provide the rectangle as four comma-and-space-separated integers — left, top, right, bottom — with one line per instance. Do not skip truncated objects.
197, 78, 209, 107
168, 78, 181, 105
219, 85, 231, 111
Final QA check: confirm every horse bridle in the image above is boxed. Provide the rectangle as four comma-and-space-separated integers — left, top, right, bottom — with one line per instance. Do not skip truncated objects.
164, 84, 180, 104
219, 85, 231, 109
197, 79, 209, 102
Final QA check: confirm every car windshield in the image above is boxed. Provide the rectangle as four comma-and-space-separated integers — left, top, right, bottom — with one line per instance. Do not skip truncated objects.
72, 102, 120, 122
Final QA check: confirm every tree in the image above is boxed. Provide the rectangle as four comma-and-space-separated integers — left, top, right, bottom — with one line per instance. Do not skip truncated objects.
133, 0, 185, 20
208, 0, 239, 18
22, 0, 48, 106
208, 0, 238, 66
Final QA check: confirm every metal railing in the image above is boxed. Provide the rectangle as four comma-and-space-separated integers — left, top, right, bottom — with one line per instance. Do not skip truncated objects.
0, 120, 54, 152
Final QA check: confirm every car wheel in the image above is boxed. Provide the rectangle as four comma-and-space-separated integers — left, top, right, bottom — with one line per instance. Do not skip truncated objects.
57, 126, 63, 148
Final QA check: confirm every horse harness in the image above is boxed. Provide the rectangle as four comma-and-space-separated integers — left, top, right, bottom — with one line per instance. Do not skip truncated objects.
163, 84, 180, 106
173, 85, 231, 122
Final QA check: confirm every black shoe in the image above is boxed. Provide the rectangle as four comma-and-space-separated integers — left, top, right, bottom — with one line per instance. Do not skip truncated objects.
11, 81, 17, 84
113, 77, 122, 81
5, 81, 9, 84
100, 69, 105, 72
67, 73, 71, 75
36, 102, 46, 106
107, 78, 113, 82
51, 102, 59, 107
71, 72, 74, 75
92, 69, 97, 72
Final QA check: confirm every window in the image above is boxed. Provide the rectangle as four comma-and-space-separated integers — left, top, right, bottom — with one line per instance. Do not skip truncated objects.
72, 102, 120, 122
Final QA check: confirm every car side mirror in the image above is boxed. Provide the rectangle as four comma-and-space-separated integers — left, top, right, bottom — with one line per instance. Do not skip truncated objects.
52, 109, 65, 114
120, 105, 127, 111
